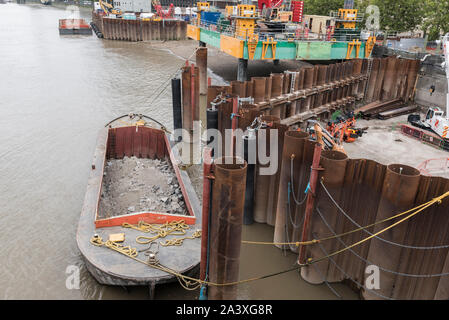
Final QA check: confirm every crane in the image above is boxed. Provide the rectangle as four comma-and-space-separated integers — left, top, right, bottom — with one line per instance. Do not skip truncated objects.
99, 0, 122, 16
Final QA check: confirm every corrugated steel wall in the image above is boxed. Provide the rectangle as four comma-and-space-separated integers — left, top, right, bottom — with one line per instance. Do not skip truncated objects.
277, 147, 449, 300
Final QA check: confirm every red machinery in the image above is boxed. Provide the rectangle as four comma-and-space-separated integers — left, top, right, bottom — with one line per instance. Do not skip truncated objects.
152, 1, 174, 19
257, 0, 283, 11
326, 114, 366, 143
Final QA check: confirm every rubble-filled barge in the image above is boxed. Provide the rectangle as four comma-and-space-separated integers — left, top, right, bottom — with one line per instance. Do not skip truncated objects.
76, 117, 201, 297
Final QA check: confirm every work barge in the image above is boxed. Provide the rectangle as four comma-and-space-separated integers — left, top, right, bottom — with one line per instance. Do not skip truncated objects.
91, 12, 187, 41
170, 44, 449, 300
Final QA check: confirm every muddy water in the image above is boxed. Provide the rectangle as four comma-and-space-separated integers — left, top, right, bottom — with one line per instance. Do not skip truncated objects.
0, 3, 357, 299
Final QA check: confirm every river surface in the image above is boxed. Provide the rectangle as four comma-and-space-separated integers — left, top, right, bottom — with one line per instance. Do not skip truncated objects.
0, 3, 357, 300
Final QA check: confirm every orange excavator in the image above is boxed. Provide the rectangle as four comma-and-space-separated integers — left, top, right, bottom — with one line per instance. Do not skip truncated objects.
326, 113, 366, 144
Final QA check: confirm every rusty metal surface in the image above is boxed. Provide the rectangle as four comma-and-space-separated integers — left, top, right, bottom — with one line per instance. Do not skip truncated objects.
253, 115, 280, 224
274, 130, 310, 247
271, 145, 449, 299
363, 164, 421, 300
252, 77, 266, 104
265, 122, 288, 226
301, 150, 348, 284
208, 157, 247, 300
182, 67, 192, 132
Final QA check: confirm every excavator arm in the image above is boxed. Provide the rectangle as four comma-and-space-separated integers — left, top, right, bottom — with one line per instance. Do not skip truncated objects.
308, 120, 346, 154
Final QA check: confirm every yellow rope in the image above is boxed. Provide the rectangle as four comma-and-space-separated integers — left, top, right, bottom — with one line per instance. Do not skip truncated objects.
160, 230, 202, 247
242, 191, 449, 246
90, 191, 449, 288
122, 220, 190, 244
305, 191, 449, 265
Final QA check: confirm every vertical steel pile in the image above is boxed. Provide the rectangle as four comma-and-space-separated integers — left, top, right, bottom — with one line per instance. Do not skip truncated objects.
363, 164, 421, 300
273, 131, 310, 249
270, 73, 284, 118
264, 122, 288, 226
208, 157, 247, 300
181, 64, 200, 164
297, 156, 449, 300
196, 47, 208, 134
253, 115, 280, 224
389, 175, 449, 299
300, 150, 348, 284
230, 81, 246, 98
171, 77, 182, 141
335, 159, 386, 290
364, 56, 421, 104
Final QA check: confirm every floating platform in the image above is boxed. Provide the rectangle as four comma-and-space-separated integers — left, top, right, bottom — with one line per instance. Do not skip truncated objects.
59, 19, 92, 35
187, 25, 371, 60
77, 123, 201, 295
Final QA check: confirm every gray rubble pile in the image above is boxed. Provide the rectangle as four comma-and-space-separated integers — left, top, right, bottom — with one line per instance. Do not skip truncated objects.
98, 156, 187, 219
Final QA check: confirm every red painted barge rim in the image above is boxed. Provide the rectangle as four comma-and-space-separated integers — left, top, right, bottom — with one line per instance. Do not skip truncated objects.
94, 126, 196, 228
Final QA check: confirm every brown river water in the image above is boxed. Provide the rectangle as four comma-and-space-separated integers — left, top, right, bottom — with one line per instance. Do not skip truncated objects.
0, 3, 357, 300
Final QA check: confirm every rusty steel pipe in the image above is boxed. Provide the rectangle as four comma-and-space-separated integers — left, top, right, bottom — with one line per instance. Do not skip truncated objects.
301, 150, 348, 284
274, 130, 310, 248
208, 156, 247, 300
196, 47, 208, 133
265, 122, 288, 226
253, 115, 281, 224
182, 66, 192, 132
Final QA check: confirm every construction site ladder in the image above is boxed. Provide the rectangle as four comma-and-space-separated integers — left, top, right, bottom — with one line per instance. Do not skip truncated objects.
363, 58, 374, 101
247, 35, 259, 60
262, 37, 277, 60
346, 39, 361, 59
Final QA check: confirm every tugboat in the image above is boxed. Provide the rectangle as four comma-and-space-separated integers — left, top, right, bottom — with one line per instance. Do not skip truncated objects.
59, 18, 93, 35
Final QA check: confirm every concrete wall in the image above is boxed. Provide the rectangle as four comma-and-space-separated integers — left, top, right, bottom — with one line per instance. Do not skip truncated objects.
415, 72, 448, 111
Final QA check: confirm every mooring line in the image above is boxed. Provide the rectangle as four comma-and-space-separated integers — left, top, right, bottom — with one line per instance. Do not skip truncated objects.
320, 180, 449, 250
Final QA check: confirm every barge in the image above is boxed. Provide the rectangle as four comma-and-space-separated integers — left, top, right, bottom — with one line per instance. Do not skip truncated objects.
76, 115, 201, 298
59, 19, 92, 35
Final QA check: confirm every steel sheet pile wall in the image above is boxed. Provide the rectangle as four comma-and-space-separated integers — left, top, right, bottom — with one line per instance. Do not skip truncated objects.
208, 59, 369, 127
92, 12, 187, 41
364, 57, 420, 104
290, 152, 449, 300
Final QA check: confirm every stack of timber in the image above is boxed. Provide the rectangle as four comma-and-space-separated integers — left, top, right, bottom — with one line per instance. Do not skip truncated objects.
358, 56, 420, 120
92, 12, 187, 41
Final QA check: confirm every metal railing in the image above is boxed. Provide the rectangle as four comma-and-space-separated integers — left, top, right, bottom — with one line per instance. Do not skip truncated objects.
194, 19, 364, 42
